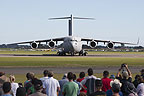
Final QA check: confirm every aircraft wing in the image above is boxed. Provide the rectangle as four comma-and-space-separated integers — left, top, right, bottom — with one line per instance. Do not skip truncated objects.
9, 37, 64, 45
81, 38, 139, 45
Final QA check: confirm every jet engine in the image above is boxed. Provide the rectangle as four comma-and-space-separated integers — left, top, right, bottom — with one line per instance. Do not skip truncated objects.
48, 41, 55, 48
107, 42, 114, 49
90, 41, 97, 48
31, 42, 38, 49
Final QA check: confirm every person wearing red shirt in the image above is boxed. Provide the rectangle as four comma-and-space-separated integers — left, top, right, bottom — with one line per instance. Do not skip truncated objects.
77, 72, 87, 94
102, 71, 112, 92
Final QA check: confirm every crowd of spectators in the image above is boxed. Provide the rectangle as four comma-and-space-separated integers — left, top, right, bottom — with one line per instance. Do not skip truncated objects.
0, 64, 144, 96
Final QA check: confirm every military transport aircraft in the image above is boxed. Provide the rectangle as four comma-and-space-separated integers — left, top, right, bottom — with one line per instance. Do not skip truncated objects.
10, 15, 139, 56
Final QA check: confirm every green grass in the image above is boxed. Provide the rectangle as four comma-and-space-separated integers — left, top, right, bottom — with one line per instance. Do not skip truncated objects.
0, 57, 144, 67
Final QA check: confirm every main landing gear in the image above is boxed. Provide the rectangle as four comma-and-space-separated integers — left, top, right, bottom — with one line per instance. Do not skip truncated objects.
79, 50, 87, 56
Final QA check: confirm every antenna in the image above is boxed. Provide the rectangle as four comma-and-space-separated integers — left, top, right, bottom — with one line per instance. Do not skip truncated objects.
49, 14, 95, 36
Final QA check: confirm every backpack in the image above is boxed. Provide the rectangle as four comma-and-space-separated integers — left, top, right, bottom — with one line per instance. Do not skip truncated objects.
121, 80, 137, 96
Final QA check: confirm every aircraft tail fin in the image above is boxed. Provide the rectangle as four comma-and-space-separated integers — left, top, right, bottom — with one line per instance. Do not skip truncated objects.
49, 14, 95, 36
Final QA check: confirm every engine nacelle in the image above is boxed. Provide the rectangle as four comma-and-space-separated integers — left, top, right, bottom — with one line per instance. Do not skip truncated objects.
90, 41, 97, 48
107, 42, 114, 49
31, 42, 38, 49
48, 41, 55, 48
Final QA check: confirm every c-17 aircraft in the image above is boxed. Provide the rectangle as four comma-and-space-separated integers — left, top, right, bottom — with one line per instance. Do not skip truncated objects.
10, 15, 139, 56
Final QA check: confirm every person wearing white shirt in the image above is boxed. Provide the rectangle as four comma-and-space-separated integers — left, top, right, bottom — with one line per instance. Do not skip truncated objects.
9, 75, 19, 96
43, 71, 60, 96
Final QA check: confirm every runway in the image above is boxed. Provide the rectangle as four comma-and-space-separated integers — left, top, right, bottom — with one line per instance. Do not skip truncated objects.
0, 53, 144, 58
0, 53, 144, 74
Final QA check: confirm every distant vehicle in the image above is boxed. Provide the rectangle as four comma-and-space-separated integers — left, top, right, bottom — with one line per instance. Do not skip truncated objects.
9, 15, 139, 56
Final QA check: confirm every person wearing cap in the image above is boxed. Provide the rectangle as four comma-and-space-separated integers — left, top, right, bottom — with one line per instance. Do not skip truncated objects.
29, 79, 46, 96
58, 73, 68, 96
89, 79, 106, 96
43, 71, 60, 96
106, 79, 123, 96
109, 75, 115, 80
102, 71, 112, 92
116, 64, 132, 96
81, 68, 97, 96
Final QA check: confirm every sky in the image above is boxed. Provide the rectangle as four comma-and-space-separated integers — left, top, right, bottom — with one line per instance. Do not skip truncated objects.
0, 0, 144, 46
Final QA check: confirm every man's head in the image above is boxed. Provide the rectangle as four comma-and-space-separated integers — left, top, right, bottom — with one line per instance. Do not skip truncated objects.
48, 71, 53, 77
34, 79, 43, 91
122, 71, 128, 79
103, 70, 109, 78
62, 73, 67, 79
79, 72, 85, 78
73, 74, 76, 81
67, 72, 73, 81
43, 70, 49, 77
16, 87, 26, 96
2, 82, 11, 94
26, 72, 35, 80
88, 68, 93, 76
110, 79, 122, 93
95, 79, 103, 89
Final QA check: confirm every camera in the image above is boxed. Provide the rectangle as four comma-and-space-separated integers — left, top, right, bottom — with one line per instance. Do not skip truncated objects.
121, 63, 126, 68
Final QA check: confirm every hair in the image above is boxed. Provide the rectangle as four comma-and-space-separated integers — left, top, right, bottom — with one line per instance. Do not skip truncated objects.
34, 79, 43, 91
16, 87, 26, 96
67, 72, 73, 80
79, 72, 85, 78
2, 82, 11, 94
73, 74, 76, 81
9, 75, 15, 82
26, 72, 35, 80
95, 79, 103, 89
137, 76, 144, 83
43, 70, 49, 77
88, 68, 93, 76
112, 83, 120, 93
135, 75, 141, 80
48, 71, 53, 77
103, 70, 109, 77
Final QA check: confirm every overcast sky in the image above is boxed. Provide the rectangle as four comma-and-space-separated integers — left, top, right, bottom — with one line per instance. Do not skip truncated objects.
0, 0, 144, 46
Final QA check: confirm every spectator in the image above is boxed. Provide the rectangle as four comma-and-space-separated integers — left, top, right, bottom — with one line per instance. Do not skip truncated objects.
0, 72, 9, 95
102, 71, 112, 92
24, 72, 35, 95
2, 82, 12, 96
111, 83, 121, 96
116, 64, 133, 96
137, 76, 144, 96
58, 73, 68, 96
9, 75, 19, 96
89, 79, 106, 96
43, 71, 60, 96
40, 70, 49, 85
133, 75, 141, 88
29, 79, 46, 96
81, 68, 97, 95
73, 74, 81, 95
16, 87, 26, 96
77, 72, 87, 94
62, 72, 79, 96
106, 79, 123, 96
109, 75, 115, 80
